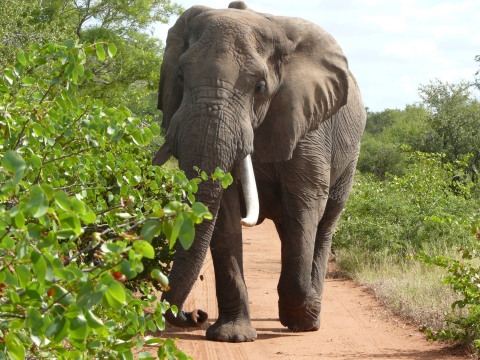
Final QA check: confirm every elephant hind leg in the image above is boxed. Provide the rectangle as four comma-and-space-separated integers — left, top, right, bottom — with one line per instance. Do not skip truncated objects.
311, 160, 358, 312
275, 209, 324, 332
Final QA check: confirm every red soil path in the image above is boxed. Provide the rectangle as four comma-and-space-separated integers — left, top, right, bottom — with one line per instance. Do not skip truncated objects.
158, 220, 465, 360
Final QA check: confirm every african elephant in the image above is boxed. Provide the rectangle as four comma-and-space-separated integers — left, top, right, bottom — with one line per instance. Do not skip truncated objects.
153, 1, 366, 342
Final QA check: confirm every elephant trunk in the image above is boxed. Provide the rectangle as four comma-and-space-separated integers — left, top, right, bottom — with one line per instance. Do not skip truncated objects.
162, 181, 223, 327
159, 90, 256, 327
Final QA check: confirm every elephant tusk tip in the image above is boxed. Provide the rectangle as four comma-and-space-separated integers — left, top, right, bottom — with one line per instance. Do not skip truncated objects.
241, 217, 258, 227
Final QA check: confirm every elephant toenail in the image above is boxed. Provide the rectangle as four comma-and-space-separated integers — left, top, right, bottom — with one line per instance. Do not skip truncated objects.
232, 334, 246, 343
216, 332, 230, 342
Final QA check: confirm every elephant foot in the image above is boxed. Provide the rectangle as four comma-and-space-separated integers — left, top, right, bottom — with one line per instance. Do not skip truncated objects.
278, 294, 321, 332
206, 318, 257, 342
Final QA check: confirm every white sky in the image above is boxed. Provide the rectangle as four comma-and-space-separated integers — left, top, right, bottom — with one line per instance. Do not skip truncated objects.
153, 0, 480, 111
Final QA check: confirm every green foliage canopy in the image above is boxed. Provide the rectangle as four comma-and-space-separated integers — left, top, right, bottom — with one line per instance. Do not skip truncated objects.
0, 0, 183, 107
418, 80, 480, 180
358, 105, 428, 178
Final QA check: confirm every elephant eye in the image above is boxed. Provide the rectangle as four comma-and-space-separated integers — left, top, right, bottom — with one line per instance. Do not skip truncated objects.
255, 79, 266, 93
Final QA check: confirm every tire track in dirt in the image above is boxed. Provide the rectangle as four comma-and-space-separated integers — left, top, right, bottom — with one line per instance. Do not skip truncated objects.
160, 220, 465, 360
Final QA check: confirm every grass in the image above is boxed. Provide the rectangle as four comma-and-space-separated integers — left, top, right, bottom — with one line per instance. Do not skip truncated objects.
336, 247, 467, 332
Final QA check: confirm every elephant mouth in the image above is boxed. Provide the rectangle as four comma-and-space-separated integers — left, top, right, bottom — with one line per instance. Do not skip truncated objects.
153, 142, 259, 227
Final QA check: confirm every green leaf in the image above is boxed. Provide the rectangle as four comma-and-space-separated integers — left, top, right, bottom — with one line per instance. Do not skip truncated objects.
168, 213, 183, 247
27, 185, 49, 218
140, 219, 163, 242
40, 184, 54, 199
2, 235, 15, 250
179, 214, 195, 250
53, 191, 72, 211
176, 350, 189, 360
116, 212, 132, 219
5, 332, 25, 360
105, 281, 126, 310
222, 173, 233, 189
26, 307, 44, 330
4, 70, 15, 84
119, 350, 134, 360
71, 197, 86, 214
133, 240, 155, 259
131, 131, 144, 146
63, 39, 75, 50
163, 201, 182, 214
95, 43, 106, 61
85, 309, 103, 328
31, 252, 47, 284
28, 154, 42, 169
31, 123, 43, 136
21, 77, 36, 85
59, 213, 82, 235
76, 281, 96, 309
192, 202, 213, 220
12, 212, 25, 229
2, 150, 27, 184
17, 51, 27, 66
137, 352, 156, 360
79, 210, 96, 224
70, 315, 87, 341
151, 269, 168, 287
107, 43, 117, 57
25, 281, 43, 301
15, 265, 31, 288
150, 122, 160, 135
53, 268, 75, 281
46, 316, 70, 343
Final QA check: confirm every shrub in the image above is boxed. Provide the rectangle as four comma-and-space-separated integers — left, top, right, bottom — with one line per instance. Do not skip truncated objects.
335, 150, 476, 257
0, 40, 231, 359
417, 220, 480, 358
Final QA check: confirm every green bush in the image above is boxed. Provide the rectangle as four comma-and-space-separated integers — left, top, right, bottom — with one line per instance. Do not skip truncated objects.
358, 105, 429, 179
335, 150, 476, 258
0, 41, 231, 359
417, 220, 480, 357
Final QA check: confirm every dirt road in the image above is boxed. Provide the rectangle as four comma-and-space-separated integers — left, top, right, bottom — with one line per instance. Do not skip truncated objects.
161, 220, 463, 359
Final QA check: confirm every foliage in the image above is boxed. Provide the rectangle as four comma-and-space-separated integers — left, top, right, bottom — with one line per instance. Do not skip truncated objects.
335, 150, 477, 257
0, 0, 183, 107
0, 41, 232, 359
418, 80, 480, 182
416, 220, 480, 358
358, 105, 428, 179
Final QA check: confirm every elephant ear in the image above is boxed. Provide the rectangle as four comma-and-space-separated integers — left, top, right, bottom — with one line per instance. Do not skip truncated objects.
253, 17, 350, 163
158, 5, 211, 130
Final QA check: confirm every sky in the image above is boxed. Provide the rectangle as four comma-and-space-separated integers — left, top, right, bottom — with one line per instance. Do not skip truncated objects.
153, 0, 480, 112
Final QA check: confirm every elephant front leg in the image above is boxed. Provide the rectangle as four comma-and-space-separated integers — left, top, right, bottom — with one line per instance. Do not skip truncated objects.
206, 182, 256, 342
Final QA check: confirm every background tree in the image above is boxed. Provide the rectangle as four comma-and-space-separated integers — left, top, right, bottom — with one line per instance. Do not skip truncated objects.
357, 105, 428, 178
418, 79, 480, 182
0, 0, 183, 108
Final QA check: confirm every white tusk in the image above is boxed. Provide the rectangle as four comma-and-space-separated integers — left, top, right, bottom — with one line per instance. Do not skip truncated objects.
238, 154, 259, 227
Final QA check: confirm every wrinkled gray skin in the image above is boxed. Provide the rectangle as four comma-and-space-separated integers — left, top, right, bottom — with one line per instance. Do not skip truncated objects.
153, 1, 366, 343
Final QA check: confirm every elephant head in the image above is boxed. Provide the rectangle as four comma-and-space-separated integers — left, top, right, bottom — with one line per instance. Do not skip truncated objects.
153, 1, 349, 328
